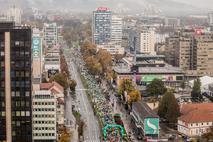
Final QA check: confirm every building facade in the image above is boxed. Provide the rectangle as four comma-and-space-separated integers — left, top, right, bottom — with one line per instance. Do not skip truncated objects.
129, 28, 156, 55
92, 7, 112, 45
6, 7, 22, 25
32, 90, 57, 142
111, 15, 123, 45
164, 29, 213, 77
43, 23, 58, 47
0, 22, 32, 142
178, 103, 213, 137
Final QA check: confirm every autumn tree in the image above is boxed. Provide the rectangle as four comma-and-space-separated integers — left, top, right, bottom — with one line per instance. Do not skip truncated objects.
81, 40, 96, 57
118, 79, 134, 101
191, 78, 202, 101
146, 79, 167, 97
158, 91, 180, 124
85, 56, 103, 75
59, 127, 71, 142
128, 90, 141, 105
69, 79, 77, 92
50, 73, 69, 90
96, 49, 112, 72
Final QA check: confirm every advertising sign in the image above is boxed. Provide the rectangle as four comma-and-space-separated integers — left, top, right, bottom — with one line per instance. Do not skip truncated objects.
141, 75, 163, 82
32, 36, 41, 59
144, 118, 159, 135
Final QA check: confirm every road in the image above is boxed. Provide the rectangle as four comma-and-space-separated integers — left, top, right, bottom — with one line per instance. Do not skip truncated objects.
68, 58, 100, 142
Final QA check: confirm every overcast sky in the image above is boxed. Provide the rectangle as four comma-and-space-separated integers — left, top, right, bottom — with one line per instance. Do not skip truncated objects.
174, 0, 213, 9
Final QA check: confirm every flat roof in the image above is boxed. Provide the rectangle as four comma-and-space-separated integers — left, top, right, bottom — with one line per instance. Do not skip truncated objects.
113, 66, 183, 74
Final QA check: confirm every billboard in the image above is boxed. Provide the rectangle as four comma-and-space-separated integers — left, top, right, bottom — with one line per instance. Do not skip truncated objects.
32, 36, 41, 60
141, 75, 176, 82
144, 118, 159, 135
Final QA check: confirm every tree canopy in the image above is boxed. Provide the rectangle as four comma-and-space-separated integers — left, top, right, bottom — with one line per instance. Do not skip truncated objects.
118, 79, 134, 96
128, 90, 141, 105
158, 91, 180, 124
50, 73, 69, 89
146, 79, 167, 97
191, 78, 202, 101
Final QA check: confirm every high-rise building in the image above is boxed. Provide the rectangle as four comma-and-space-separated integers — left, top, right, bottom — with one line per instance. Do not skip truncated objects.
92, 7, 112, 45
43, 23, 58, 47
0, 22, 32, 142
111, 15, 123, 45
6, 6, 22, 25
130, 28, 156, 55
32, 90, 57, 142
164, 29, 213, 77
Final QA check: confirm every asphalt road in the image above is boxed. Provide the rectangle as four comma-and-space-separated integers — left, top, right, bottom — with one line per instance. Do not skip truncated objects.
68, 59, 100, 142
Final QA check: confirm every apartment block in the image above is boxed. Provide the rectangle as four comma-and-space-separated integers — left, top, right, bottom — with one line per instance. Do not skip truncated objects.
32, 90, 57, 142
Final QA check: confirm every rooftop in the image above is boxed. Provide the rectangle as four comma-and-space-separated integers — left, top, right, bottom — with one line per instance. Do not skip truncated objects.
113, 66, 183, 74
132, 101, 159, 120
179, 103, 213, 123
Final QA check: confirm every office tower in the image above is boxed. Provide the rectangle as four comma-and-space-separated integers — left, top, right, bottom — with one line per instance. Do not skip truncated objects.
43, 23, 58, 47
0, 22, 32, 142
7, 6, 22, 25
32, 90, 57, 142
111, 15, 123, 45
92, 7, 112, 45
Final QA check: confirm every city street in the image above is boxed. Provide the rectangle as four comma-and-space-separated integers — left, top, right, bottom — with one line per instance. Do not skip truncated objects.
68, 58, 100, 141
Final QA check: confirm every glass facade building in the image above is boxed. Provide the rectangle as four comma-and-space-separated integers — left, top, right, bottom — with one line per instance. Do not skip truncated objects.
92, 7, 112, 45
0, 22, 32, 142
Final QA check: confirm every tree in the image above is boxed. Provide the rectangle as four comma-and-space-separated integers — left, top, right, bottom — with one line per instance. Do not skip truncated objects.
158, 91, 180, 124
180, 80, 186, 91
81, 40, 96, 56
69, 79, 77, 91
191, 78, 202, 101
118, 79, 134, 95
146, 79, 167, 97
50, 73, 69, 90
128, 90, 141, 105
96, 49, 112, 72
118, 79, 134, 101
85, 56, 102, 75
59, 127, 71, 142
202, 127, 213, 141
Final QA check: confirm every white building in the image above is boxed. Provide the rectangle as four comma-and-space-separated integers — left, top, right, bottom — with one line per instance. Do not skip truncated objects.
7, 6, 22, 25
178, 103, 213, 137
43, 23, 58, 47
111, 15, 123, 45
136, 29, 156, 55
32, 90, 57, 142
97, 43, 124, 55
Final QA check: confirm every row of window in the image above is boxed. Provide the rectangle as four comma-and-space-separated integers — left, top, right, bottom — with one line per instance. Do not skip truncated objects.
33, 108, 55, 112
33, 102, 55, 105
33, 114, 55, 118
33, 121, 55, 124
33, 133, 55, 137
33, 127, 55, 130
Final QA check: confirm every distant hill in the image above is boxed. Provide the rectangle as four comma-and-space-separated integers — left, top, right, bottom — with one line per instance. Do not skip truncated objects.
0, 0, 207, 16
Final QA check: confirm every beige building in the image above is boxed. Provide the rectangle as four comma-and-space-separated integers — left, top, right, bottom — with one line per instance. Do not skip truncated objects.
164, 29, 213, 77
